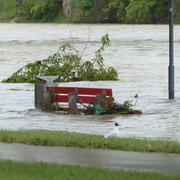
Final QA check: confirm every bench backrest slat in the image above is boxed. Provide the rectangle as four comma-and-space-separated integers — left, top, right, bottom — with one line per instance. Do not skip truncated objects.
54, 95, 97, 103
47, 87, 112, 96
47, 86, 113, 103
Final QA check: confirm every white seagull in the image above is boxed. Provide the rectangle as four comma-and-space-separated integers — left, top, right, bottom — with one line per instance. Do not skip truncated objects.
104, 122, 121, 138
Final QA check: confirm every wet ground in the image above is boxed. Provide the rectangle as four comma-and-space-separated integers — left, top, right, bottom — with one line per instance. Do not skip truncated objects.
0, 142, 180, 175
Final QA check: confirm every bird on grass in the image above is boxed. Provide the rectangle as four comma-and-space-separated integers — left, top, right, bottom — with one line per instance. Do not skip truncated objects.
104, 122, 121, 138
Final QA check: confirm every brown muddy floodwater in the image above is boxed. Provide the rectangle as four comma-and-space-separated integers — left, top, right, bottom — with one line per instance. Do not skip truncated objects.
0, 23, 180, 141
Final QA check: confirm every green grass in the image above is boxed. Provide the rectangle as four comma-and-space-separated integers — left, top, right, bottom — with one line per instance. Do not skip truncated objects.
0, 159, 179, 180
0, 129, 180, 154
0, 129, 180, 179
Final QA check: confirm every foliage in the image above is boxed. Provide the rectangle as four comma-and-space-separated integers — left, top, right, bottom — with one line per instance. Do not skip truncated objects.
70, 0, 107, 23
0, 0, 16, 22
125, 0, 156, 24
2, 34, 118, 83
153, 0, 168, 24
76, 0, 94, 16
174, 0, 180, 24
125, 0, 168, 24
30, 0, 62, 21
102, 0, 130, 23
15, 0, 63, 22
0, 0, 178, 24
16, 0, 36, 20
69, 0, 169, 24
69, 0, 96, 22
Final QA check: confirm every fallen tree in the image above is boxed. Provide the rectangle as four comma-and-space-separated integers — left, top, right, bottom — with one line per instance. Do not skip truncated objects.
2, 34, 118, 83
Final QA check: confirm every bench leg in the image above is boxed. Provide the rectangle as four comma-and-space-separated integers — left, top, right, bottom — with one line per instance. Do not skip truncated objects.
68, 92, 79, 113
96, 93, 107, 106
42, 91, 53, 111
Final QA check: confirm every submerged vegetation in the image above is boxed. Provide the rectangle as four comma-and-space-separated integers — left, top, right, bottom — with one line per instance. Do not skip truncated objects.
2, 34, 118, 83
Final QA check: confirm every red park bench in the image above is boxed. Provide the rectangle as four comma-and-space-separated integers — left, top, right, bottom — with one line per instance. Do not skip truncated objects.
45, 86, 114, 112
34, 76, 114, 113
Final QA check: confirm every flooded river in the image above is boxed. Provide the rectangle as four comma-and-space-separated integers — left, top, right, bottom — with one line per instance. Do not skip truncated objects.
0, 23, 180, 141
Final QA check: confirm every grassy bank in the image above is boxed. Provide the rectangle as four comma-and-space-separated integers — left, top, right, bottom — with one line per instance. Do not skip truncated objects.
0, 129, 180, 154
0, 159, 179, 180
1, 129, 180, 179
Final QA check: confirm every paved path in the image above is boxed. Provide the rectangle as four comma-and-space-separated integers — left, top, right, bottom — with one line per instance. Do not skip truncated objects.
0, 143, 180, 175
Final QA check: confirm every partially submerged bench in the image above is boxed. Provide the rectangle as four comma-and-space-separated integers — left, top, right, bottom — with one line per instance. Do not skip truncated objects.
46, 86, 114, 113
34, 76, 114, 113
35, 77, 143, 115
